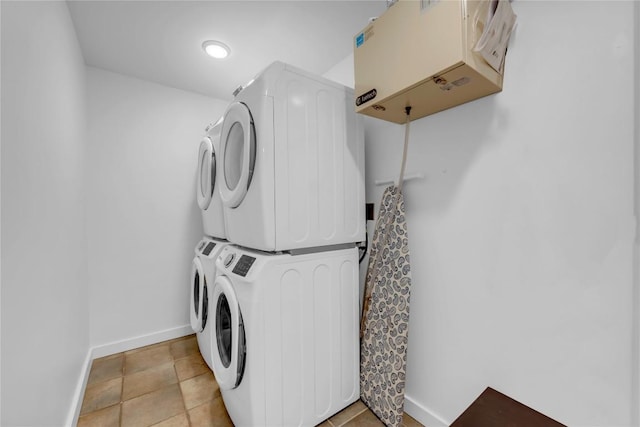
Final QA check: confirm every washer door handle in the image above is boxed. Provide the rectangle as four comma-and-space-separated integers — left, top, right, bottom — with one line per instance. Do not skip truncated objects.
196, 137, 214, 210
189, 257, 206, 333
211, 275, 243, 390
219, 101, 256, 208
224, 253, 235, 268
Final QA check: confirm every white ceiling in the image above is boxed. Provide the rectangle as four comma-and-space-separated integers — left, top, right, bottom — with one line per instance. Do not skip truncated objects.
67, 0, 387, 101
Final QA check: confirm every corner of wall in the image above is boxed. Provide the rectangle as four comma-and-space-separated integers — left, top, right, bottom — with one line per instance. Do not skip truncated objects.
632, 2, 640, 426
323, 53, 355, 89
66, 325, 193, 425
0, 1, 3, 422
404, 394, 449, 427
91, 325, 193, 359
65, 348, 94, 427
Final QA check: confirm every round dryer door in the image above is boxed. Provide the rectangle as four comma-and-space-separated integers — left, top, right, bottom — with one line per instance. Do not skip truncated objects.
196, 137, 216, 210
189, 257, 206, 333
211, 275, 246, 390
219, 102, 256, 208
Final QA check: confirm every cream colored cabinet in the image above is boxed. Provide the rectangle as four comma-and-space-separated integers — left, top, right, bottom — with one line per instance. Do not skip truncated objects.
354, 0, 503, 123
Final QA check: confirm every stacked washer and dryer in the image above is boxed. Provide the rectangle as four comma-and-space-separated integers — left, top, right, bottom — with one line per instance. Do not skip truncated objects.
190, 61, 365, 426
191, 117, 231, 372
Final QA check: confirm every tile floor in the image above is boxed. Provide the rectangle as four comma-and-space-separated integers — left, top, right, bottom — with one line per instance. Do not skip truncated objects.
78, 334, 423, 427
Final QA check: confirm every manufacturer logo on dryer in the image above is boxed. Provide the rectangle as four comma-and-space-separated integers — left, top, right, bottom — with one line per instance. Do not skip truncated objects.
356, 89, 377, 106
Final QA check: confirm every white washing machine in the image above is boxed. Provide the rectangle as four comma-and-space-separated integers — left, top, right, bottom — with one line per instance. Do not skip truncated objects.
218, 61, 366, 252
189, 236, 230, 370
210, 244, 360, 426
197, 118, 227, 239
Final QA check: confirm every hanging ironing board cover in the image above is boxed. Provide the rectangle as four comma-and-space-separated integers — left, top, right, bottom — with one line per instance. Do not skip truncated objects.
361, 185, 413, 427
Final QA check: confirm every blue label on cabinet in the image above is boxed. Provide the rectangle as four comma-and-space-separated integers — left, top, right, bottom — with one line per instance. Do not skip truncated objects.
356, 33, 364, 48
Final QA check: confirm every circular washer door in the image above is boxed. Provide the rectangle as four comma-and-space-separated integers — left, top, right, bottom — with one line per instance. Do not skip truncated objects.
219, 102, 256, 208
211, 275, 246, 390
196, 137, 216, 210
189, 257, 206, 333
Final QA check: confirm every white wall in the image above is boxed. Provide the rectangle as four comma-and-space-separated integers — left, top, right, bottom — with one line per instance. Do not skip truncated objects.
327, 1, 637, 426
633, 2, 640, 425
1, 4, 4, 423
86, 68, 228, 350
1, 2, 89, 425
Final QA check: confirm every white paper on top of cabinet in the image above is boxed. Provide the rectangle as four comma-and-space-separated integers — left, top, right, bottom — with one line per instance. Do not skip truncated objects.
473, 0, 517, 73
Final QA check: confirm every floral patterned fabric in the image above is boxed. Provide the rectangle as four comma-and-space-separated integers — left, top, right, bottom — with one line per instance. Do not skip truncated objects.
360, 186, 413, 427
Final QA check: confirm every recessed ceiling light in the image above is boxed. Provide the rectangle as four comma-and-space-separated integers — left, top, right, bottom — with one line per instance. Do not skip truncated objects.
202, 40, 230, 59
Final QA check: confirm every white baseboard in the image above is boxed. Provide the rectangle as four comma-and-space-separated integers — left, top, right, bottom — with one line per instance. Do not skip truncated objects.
65, 347, 94, 427
404, 394, 450, 427
66, 325, 193, 426
73, 326, 452, 427
91, 325, 193, 359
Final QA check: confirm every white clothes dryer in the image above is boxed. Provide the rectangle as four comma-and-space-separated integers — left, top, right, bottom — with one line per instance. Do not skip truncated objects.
189, 236, 230, 370
218, 61, 365, 252
210, 244, 360, 426
197, 118, 227, 239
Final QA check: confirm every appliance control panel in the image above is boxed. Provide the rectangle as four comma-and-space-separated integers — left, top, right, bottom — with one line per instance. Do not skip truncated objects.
232, 255, 256, 277
202, 241, 216, 256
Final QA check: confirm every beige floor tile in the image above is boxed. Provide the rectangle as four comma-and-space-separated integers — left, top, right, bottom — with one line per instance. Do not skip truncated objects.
122, 362, 178, 401
180, 371, 220, 410
125, 344, 173, 375
125, 340, 171, 356
80, 377, 122, 415
166, 335, 194, 345
343, 408, 385, 427
150, 412, 189, 427
401, 413, 423, 427
87, 354, 124, 386
329, 400, 368, 426
121, 384, 185, 427
317, 421, 334, 427
174, 353, 210, 381
170, 335, 199, 360
77, 404, 120, 427
187, 396, 233, 427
